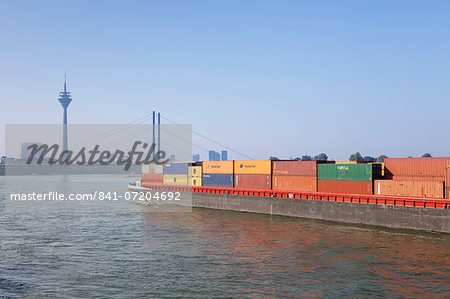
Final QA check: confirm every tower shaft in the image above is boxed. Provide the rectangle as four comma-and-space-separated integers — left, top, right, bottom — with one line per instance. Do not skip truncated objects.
63, 108, 68, 152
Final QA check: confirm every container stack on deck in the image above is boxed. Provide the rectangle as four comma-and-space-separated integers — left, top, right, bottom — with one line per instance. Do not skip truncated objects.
317, 163, 381, 195
163, 162, 188, 186
141, 163, 163, 184
272, 160, 317, 192
234, 160, 272, 189
446, 166, 450, 199
376, 158, 450, 198
188, 163, 202, 186
202, 161, 234, 187
141, 157, 450, 199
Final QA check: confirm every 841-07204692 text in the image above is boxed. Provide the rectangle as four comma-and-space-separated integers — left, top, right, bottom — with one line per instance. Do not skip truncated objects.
9, 191, 182, 201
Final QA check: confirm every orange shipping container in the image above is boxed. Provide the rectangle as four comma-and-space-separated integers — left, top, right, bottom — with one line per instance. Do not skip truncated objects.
391, 176, 445, 182
272, 160, 316, 176
234, 160, 271, 174
142, 163, 164, 174
384, 157, 450, 178
272, 176, 317, 192
374, 180, 444, 198
446, 167, 450, 187
318, 180, 373, 195
202, 161, 234, 174
142, 173, 163, 184
446, 188, 450, 199
235, 174, 271, 189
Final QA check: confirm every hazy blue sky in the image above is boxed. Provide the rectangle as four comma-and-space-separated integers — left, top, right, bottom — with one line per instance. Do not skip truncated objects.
1, 0, 449, 160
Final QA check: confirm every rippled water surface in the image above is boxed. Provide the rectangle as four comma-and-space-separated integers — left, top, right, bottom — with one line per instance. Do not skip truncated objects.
1, 175, 449, 298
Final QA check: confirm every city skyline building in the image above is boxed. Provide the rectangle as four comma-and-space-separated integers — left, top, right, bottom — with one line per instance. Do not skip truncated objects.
221, 150, 228, 161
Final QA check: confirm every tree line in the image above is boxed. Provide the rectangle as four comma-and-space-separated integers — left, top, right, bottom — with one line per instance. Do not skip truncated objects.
269, 153, 433, 162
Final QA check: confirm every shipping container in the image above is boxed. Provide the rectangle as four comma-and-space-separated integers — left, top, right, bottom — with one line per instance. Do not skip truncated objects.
163, 162, 188, 175
188, 166, 202, 177
141, 163, 163, 174
202, 173, 234, 187
141, 173, 163, 184
446, 188, 450, 199
272, 176, 317, 192
272, 160, 316, 176
391, 176, 445, 182
188, 176, 202, 186
235, 174, 271, 189
234, 160, 271, 174
335, 161, 368, 164
163, 174, 188, 186
384, 157, 450, 178
318, 164, 381, 181
202, 161, 234, 174
318, 180, 373, 195
374, 180, 444, 198
446, 167, 450, 188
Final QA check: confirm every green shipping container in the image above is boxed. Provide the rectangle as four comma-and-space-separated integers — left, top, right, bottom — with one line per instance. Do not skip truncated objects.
318, 164, 381, 181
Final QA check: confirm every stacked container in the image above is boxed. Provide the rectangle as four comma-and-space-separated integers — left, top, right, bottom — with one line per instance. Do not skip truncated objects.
374, 180, 444, 198
163, 162, 188, 186
188, 165, 202, 186
141, 163, 164, 184
202, 161, 234, 187
446, 166, 450, 198
317, 163, 381, 195
384, 157, 450, 181
234, 160, 271, 189
382, 157, 449, 198
272, 160, 317, 192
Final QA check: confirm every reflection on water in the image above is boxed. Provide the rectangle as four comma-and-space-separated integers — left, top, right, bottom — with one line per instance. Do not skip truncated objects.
0, 175, 449, 297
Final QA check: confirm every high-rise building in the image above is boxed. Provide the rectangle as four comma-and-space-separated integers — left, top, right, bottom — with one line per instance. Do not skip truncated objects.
221, 150, 228, 161
58, 74, 72, 153
170, 154, 176, 162
208, 151, 220, 161
21, 142, 43, 160
193, 154, 200, 161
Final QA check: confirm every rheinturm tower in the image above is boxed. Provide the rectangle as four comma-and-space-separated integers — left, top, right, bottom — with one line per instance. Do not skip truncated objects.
58, 74, 72, 152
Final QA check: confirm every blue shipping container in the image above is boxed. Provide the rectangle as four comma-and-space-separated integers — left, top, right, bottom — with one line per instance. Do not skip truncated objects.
163, 163, 188, 174
202, 173, 234, 187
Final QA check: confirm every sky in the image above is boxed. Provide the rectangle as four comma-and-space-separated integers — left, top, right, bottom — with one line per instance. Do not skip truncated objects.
1, 0, 449, 160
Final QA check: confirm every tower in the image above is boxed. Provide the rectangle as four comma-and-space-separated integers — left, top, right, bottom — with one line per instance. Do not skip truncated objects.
58, 74, 72, 153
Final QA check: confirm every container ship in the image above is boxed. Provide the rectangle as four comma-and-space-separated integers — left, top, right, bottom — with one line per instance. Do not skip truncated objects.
131, 157, 450, 233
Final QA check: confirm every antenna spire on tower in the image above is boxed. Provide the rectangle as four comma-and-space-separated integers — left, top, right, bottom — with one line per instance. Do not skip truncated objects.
64, 74, 67, 93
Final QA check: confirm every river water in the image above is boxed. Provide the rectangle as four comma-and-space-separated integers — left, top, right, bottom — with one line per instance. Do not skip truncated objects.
0, 175, 449, 298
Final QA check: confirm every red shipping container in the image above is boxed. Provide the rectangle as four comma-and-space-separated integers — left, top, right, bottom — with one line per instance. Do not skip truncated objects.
272, 160, 317, 176
272, 176, 317, 192
446, 167, 450, 198
142, 173, 163, 184
446, 167, 450, 187
318, 180, 373, 195
235, 174, 271, 189
391, 176, 445, 182
384, 157, 450, 178
374, 180, 444, 198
